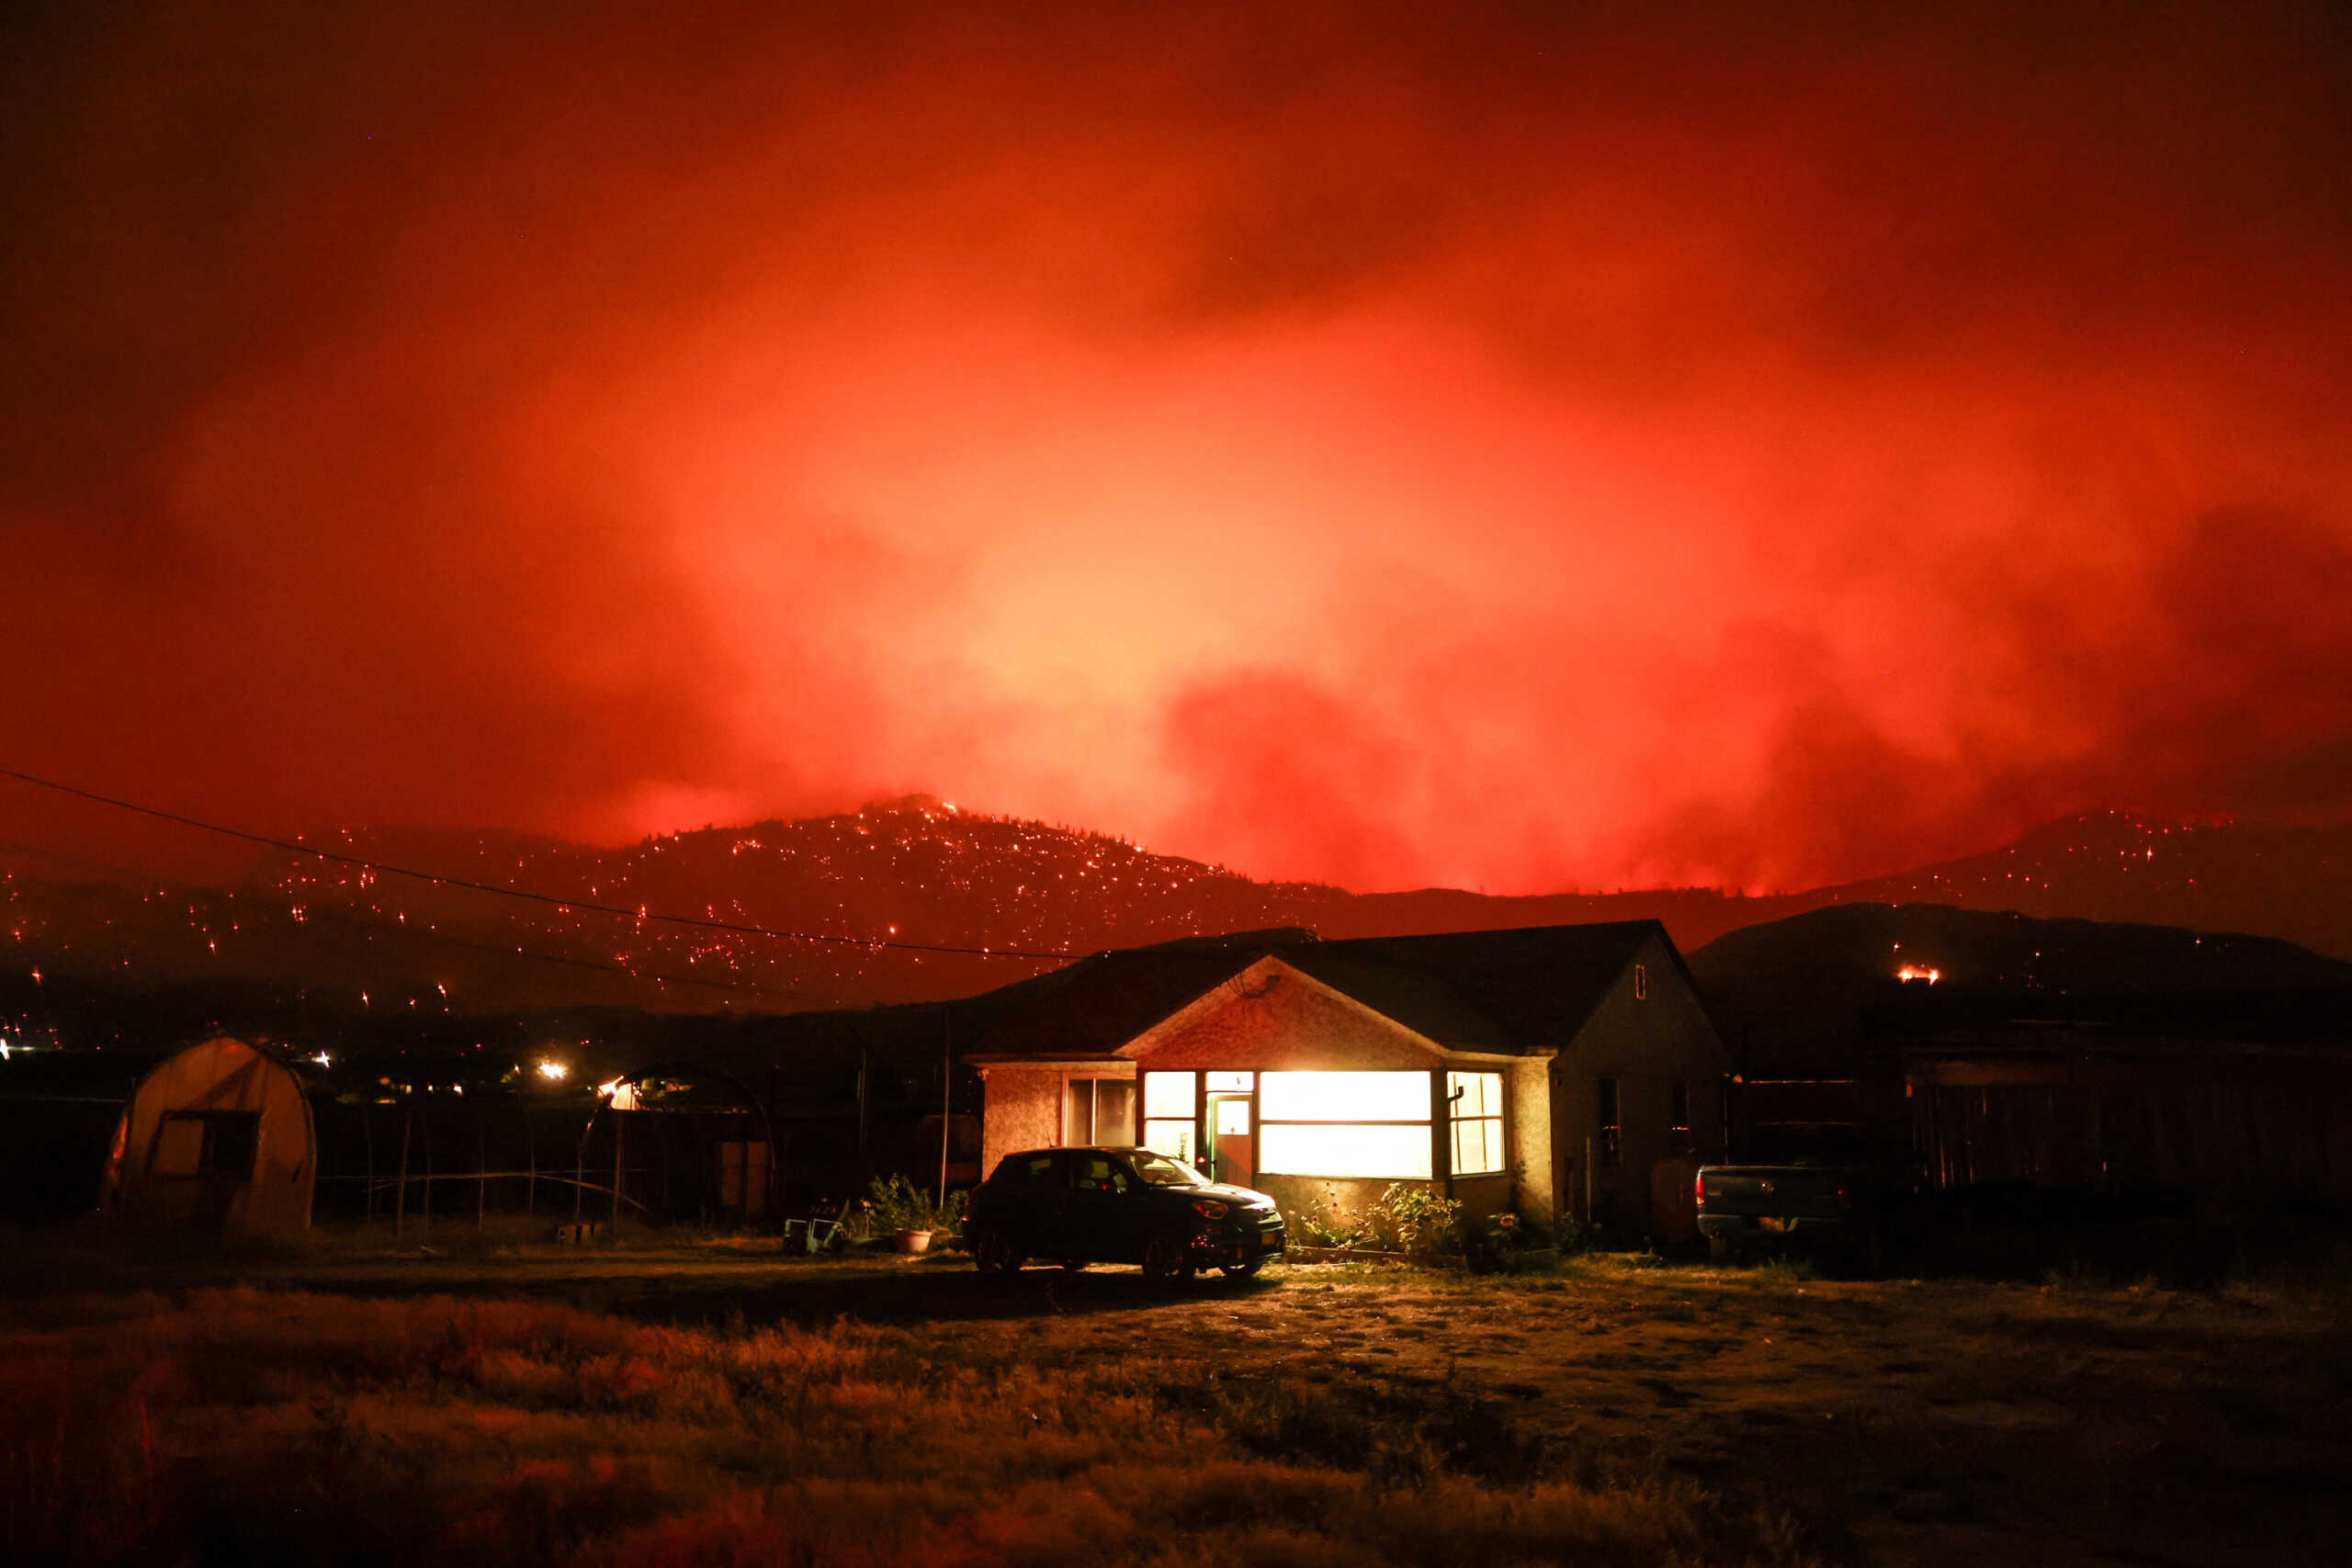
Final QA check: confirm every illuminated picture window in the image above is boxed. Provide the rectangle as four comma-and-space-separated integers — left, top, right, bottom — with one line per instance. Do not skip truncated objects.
1448, 1071, 1505, 1177
1261, 1123, 1431, 1179
1204, 1070, 1254, 1093
1260, 1071, 1427, 1122
1259, 1070, 1432, 1179
1141, 1070, 1196, 1163
1143, 1071, 1195, 1118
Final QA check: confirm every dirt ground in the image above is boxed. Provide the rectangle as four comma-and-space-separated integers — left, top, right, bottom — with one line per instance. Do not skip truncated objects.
6, 1232, 2348, 1566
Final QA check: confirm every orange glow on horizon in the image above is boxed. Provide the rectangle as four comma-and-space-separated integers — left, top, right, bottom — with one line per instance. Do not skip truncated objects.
6, 6, 2349, 897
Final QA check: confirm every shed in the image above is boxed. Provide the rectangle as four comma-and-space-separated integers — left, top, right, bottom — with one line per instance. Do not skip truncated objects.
102, 1036, 316, 1235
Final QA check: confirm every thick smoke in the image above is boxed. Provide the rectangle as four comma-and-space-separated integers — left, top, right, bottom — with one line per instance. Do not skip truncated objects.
3, 2, 2347, 892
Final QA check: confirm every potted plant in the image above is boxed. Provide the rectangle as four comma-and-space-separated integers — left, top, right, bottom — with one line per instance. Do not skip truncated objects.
863, 1173, 963, 1253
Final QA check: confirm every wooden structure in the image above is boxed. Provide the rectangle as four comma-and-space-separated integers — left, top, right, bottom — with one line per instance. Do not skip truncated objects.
1872, 989, 2352, 1206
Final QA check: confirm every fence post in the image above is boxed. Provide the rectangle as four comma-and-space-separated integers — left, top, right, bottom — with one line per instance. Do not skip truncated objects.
574, 1111, 589, 1224
474, 1100, 487, 1233
394, 1106, 413, 1240
420, 1100, 433, 1235
611, 1111, 626, 1237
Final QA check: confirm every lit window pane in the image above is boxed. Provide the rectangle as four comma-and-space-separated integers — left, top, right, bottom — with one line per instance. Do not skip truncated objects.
1453, 1118, 1503, 1177
1448, 1070, 1502, 1118
1261, 1071, 1428, 1122
1204, 1071, 1254, 1092
1261, 1122, 1432, 1179
1143, 1072, 1195, 1118
1215, 1100, 1250, 1135
1143, 1119, 1195, 1162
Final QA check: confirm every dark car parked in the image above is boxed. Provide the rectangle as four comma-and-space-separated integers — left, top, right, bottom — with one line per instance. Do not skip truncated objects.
967, 1145, 1287, 1280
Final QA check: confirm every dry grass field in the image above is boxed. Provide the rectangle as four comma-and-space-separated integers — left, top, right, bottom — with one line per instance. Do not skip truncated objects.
4, 1233, 2346, 1567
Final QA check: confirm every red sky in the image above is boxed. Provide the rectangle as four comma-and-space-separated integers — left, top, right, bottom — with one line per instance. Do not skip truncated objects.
4, 2, 2349, 894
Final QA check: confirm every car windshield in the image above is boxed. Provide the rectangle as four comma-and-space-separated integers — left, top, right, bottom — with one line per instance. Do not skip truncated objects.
1130, 1151, 1205, 1187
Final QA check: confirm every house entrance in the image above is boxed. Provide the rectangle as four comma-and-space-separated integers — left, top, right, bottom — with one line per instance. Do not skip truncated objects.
1205, 1092, 1253, 1187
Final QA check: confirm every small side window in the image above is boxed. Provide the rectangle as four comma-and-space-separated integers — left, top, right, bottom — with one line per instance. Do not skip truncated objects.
153, 1111, 260, 1179
1596, 1077, 1623, 1169
1634, 963, 1648, 1000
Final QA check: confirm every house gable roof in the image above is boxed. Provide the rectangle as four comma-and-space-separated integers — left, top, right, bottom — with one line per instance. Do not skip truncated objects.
1112, 953, 1453, 1066
969, 919, 1673, 1061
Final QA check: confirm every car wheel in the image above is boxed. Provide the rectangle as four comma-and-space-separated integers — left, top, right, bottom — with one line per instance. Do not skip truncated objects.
973, 1226, 1022, 1277
1140, 1231, 1196, 1283
1220, 1257, 1265, 1280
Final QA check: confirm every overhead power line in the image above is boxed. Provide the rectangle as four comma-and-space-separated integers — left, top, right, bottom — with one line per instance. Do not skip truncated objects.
0, 764, 1080, 962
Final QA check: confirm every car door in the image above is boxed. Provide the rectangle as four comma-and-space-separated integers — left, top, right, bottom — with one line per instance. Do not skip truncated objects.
1062, 1151, 1139, 1262
993, 1150, 1064, 1256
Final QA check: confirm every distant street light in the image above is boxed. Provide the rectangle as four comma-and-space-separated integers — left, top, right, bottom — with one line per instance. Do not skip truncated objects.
537, 1058, 569, 1081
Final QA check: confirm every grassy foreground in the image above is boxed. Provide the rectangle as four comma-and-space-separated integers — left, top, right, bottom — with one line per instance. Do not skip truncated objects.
3, 1283, 1805, 1568
8, 1238, 2351, 1566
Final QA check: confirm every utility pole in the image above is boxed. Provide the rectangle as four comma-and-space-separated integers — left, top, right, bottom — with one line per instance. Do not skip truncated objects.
937, 1006, 953, 1207
855, 1035, 871, 1194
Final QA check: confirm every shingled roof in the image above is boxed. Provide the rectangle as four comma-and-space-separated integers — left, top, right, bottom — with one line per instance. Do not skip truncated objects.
970, 920, 1677, 1059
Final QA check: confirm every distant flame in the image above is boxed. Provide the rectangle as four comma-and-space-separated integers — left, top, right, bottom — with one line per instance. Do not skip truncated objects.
1897, 964, 1941, 985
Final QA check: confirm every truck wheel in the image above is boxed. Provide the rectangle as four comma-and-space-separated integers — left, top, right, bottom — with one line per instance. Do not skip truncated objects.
1708, 1233, 1733, 1264
1220, 1257, 1265, 1280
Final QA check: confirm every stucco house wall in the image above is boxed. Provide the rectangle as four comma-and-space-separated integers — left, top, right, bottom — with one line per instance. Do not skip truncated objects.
1131, 965, 1441, 1071
977, 1064, 1107, 1178
1510, 1055, 1555, 1218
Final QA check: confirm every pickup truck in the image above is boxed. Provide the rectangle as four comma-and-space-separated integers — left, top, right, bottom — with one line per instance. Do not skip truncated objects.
1692, 1162, 1865, 1265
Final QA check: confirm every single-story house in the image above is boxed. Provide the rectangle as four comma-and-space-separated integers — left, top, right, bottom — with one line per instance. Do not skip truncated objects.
966, 922, 1731, 1231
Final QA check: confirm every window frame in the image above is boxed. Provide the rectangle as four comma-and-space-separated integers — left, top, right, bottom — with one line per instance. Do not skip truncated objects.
1596, 1076, 1623, 1169
1140, 1069, 1199, 1165
1257, 1069, 1434, 1180
1063, 1075, 1135, 1148
153, 1110, 261, 1179
1447, 1070, 1506, 1178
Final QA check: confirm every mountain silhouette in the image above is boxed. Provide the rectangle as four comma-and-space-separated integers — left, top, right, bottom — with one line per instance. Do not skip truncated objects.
3, 804, 2346, 1028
